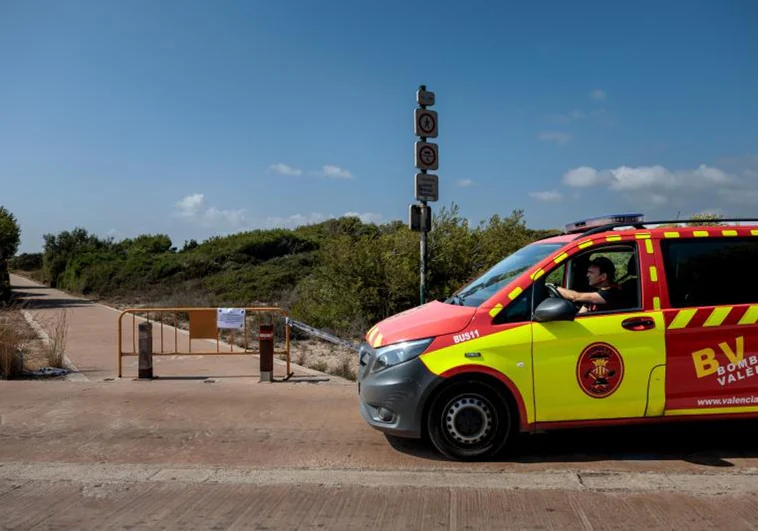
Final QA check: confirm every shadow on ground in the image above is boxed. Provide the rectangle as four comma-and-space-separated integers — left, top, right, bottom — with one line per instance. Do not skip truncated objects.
385, 418, 758, 467
11, 286, 94, 309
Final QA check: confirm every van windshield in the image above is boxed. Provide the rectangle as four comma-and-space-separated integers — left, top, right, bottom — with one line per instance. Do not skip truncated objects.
447, 242, 564, 308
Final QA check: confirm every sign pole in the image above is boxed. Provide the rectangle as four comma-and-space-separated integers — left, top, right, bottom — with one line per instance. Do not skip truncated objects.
420, 202, 427, 305
411, 84, 438, 305
419, 85, 427, 305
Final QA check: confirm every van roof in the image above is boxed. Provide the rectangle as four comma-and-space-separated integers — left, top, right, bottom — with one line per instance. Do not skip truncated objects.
535, 217, 758, 246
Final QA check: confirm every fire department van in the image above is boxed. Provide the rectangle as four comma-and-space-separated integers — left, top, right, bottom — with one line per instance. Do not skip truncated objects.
357, 214, 758, 460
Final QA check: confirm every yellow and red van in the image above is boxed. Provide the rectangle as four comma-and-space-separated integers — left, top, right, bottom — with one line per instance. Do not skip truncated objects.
357, 214, 758, 460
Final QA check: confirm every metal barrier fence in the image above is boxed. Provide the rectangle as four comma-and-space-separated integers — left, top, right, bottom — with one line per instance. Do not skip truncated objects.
117, 306, 291, 379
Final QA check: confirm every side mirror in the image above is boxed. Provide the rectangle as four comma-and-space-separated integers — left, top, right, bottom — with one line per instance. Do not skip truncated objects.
534, 298, 578, 322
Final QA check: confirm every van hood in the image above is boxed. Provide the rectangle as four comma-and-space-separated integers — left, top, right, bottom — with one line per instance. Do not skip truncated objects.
365, 301, 477, 348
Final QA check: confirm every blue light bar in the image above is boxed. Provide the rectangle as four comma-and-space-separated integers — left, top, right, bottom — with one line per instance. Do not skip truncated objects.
565, 213, 644, 233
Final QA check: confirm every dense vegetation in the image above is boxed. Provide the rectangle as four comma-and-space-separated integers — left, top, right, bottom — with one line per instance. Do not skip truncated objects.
8, 206, 725, 337
9, 204, 558, 336
0, 206, 21, 304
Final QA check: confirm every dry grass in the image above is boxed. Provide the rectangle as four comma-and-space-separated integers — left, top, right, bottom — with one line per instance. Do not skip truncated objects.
0, 303, 49, 378
39, 309, 68, 368
289, 339, 359, 381
0, 310, 24, 378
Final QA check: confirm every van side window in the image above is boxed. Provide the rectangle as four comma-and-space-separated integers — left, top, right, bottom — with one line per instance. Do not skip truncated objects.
661, 238, 758, 307
493, 285, 533, 324
545, 264, 565, 285
565, 244, 641, 312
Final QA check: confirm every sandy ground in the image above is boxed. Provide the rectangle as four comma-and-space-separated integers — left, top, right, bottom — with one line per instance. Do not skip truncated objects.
8, 273, 758, 528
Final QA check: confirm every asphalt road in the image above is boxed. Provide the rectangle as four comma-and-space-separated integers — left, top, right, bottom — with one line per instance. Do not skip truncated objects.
5, 274, 758, 529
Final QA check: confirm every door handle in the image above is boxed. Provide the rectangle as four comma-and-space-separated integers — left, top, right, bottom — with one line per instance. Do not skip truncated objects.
622, 316, 655, 331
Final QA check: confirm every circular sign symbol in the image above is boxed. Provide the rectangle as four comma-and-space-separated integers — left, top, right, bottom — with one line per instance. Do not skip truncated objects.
418, 112, 436, 135
576, 342, 624, 398
419, 146, 436, 166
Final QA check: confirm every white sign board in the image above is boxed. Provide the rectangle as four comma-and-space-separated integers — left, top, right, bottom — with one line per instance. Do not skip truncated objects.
415, 173, 438, 201
217, 308, 246, 330
415, 141, 438, 170
414, 109, 438, 138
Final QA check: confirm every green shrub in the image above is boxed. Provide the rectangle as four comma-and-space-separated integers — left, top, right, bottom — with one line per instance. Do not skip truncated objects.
31, 205, 559, 336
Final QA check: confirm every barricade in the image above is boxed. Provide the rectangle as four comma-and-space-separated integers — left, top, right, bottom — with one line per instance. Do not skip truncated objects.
117, 307, 291, 379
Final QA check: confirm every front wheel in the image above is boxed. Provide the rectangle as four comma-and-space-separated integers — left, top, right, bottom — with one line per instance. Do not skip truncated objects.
426, 380, 513, 461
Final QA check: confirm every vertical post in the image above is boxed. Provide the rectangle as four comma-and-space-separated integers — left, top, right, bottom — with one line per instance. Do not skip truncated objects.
413, 83, 437, 306
419, 84, 428, 306
259, 322, 274, 382
284, 313, 291, 377
138, 321, 153, 379
420, 201, 427, 304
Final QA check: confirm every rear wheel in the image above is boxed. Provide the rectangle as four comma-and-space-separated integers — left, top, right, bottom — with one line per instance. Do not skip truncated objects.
427, 380, 513, 461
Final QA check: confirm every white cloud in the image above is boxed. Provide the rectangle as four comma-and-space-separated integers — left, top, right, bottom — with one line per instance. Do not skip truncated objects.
562, 164, 731, 192
556, 156, 758, 215
718, 154, 758, 180
264, 211, 382, 229
591, 89, 607, 101
717, 188, 758, 205
649, 194, 668, 206
606, 165, 671, 191
563, 167, 605, 187
547, 109, 585, 124
538, 132, 572, 146
267, 163, 302, 176
344, 212, 384, 224
264, 213, 328, 228
529, 190, 563, 202
456, 179, 475, 187
173, 193, 248, 229
175, 193, 205, 217
204, 207, 247, 227
318, 165, 353, 179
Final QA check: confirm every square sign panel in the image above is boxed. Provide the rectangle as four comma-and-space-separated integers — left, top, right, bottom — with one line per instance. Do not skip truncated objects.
415, 173, 438, 202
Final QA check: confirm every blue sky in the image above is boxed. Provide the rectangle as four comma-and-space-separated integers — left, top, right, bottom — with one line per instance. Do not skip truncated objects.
2, 0, 757, 253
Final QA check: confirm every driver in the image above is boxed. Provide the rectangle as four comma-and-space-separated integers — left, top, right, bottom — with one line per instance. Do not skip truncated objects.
553, 257, 625, 313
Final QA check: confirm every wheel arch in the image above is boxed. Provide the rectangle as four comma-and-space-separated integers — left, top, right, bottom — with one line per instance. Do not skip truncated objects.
421, 366, 529, 439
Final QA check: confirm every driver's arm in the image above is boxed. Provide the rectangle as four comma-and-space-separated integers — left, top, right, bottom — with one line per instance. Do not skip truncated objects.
556, 286, 606, 305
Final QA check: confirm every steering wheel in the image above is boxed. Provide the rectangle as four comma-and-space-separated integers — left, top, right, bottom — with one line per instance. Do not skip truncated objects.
545, 283, 562, 299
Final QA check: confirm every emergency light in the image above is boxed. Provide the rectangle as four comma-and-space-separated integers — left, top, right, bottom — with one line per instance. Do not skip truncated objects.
564, 213, 644, 233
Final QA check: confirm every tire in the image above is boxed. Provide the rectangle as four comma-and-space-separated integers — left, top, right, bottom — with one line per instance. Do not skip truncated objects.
426, 380, 513, 461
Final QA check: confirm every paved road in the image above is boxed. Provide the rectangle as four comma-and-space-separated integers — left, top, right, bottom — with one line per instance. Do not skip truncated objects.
5, 275, 758, 529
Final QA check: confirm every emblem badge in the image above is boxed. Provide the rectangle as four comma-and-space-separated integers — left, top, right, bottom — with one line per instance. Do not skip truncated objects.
576, 342, 624, 398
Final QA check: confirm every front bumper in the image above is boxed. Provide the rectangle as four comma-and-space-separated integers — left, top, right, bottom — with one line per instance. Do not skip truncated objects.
357, 342, 442, 439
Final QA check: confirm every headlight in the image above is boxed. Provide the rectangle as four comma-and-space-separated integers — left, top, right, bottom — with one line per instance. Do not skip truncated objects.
371, 338, 433, 373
